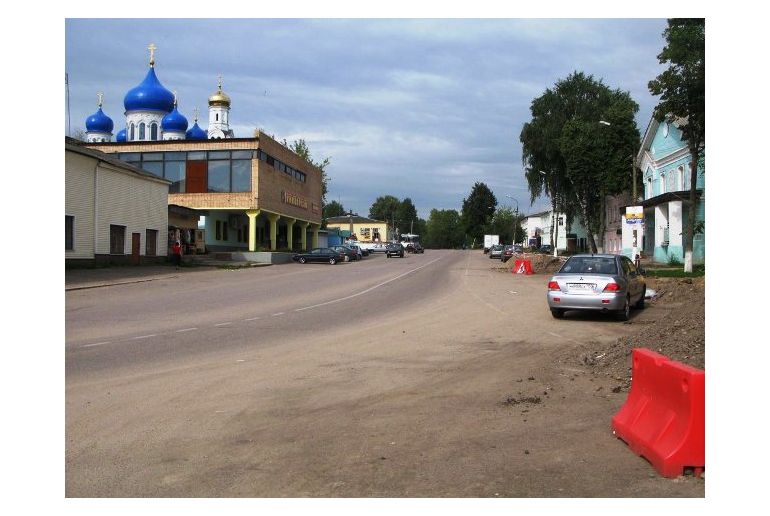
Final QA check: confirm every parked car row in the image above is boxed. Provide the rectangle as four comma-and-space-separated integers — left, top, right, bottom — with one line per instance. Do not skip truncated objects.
292, 241, 421, 264
488, 244, 527, 262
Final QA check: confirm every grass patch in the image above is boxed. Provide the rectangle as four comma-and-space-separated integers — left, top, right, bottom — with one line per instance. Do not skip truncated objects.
643, 265, 705, 278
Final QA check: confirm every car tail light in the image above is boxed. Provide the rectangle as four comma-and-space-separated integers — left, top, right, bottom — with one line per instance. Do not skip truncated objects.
548, 281, 560, 291
603, 282, 621, 292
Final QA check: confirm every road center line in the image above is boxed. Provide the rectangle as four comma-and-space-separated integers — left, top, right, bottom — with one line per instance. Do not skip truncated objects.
81, 341, 111, 348
271, 312, 285, 317
215, 322, 233, 327
132, 334, 158, 340
295, 255, 445, 312
176, 327, 197, 333
243, 317, 261, 321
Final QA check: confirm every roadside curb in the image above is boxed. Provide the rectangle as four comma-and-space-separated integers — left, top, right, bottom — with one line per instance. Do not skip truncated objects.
65, 275, 181, 291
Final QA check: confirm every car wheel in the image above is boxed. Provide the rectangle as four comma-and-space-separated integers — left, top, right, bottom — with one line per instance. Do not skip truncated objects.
329, 257, 337, 265
299, 257, 306, 264
616, 296, 631, 321
635, 286, 646, 309
550, 309, 564, 319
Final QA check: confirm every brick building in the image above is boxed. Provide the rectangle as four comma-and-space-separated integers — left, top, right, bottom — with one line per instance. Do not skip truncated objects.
81, 45, 323, 253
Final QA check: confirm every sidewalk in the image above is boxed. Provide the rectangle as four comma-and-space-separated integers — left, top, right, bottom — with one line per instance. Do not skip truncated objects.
65, 256, 273, 291
65, 265, 187, 291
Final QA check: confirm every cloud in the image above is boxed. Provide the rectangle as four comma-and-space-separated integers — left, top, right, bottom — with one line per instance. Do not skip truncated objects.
65, 18, 668, 220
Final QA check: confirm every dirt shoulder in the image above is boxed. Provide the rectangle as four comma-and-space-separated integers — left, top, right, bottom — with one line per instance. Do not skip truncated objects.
494, 252, 706, 385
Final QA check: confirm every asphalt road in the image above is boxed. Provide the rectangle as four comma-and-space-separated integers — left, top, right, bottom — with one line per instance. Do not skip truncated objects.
65, 250, 705, 498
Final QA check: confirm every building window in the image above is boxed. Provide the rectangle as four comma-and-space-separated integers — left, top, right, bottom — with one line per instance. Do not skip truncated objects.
232, 159, 251, 192
139, 122, 146, 140
65, 215, 74, 250
110, 225, 126, 254
223, 222, 229, 241
660, 173, 666, 194
146, 229, 158, 256
150, 122, 158, 140
129, 123, 135, 140
216, 220, 222, 240
208, 160, 230, 192
164, 160, 185, 193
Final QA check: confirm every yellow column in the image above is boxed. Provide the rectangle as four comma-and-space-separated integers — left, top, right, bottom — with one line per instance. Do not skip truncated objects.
311, 223, 320, 249
246, 209, 260, 252
266, 213, 280, 251
299, 221, 309, 251
285, 218, 296, 251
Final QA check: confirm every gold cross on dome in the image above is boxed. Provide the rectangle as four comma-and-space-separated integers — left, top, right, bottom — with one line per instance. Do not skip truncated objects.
97, 91, 104, 107
217, 74, 223, 91
148, 43, 157, 66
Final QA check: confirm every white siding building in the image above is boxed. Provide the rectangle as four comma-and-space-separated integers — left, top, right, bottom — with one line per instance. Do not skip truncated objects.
65, 138, 171, 265
522, 210, 590, 253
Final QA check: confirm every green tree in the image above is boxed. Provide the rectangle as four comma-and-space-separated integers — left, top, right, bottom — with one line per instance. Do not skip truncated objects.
322, 200, 346, 222
424, 209, 463, 249
286, 138, 332, 206
489, 207, 515, 244
460, 182, 497, 247
396, 197, 419, 235
520, 72, 639, 252
648, 18, 705, 272
368, 195, 401, 231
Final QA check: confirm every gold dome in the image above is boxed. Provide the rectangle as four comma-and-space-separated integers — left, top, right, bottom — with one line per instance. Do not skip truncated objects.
208, 75, 231, 106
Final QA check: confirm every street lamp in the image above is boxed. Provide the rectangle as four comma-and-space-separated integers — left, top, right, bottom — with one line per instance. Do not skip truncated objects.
505, 195, 519, 245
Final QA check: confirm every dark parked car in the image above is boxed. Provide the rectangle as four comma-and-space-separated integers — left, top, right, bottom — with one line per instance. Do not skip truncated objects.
411, 243, 425, 254
546, 254, 646, 321
513, 244, 524, 253
501, 245, 514, 262
292, 247, 344, 265
385, 243, 404, 258
539, 244, 553, 253
330, 245, 359, 262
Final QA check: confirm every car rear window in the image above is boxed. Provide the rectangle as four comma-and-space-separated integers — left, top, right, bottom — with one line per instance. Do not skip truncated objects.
559, 257, 618, 274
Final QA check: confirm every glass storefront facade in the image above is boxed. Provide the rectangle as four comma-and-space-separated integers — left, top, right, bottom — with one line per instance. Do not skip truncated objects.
116, 150, 255, 194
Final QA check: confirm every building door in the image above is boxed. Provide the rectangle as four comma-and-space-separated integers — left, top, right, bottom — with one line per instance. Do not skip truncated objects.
132, 233, 141, 265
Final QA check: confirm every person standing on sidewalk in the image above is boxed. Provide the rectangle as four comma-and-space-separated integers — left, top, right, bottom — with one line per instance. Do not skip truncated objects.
171, 241, 182, 269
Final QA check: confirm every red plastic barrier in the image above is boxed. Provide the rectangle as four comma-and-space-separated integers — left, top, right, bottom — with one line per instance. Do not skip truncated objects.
512, 259, 533, 275
611, 348, 704, 478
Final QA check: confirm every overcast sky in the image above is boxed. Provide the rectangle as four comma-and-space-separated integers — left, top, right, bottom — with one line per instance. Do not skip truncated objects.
65, 18, 668, 219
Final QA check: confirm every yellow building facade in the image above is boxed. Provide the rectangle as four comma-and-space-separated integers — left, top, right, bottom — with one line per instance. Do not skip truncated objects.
325, 215, 389, 243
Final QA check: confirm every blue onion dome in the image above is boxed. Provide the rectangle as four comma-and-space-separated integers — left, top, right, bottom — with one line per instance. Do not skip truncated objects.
123, 66, 175, 113
186, 121, 207, 140
85, 106, 114, 133
116, 128, 127, 142
162, 99, 189, 132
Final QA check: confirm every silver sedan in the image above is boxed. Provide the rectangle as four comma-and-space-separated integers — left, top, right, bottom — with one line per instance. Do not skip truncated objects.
546, 254, 646, 321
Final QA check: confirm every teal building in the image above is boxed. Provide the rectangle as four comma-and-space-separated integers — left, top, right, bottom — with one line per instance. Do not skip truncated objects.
635, 117, 705, 265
